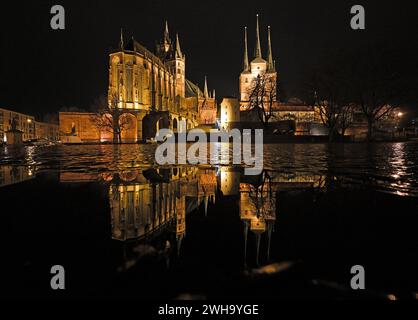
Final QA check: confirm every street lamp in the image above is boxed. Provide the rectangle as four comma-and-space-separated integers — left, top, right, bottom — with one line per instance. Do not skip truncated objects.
397, 111, 405, 138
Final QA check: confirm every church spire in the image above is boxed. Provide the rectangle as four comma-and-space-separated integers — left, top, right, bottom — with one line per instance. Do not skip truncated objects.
204, 76, 209, 98
175, 33, 183, 59
267, 26, 274, 71
164, 20, 170, 44
119, 28, 124, 50
243, 27, 249, 72
255, 14, 262, 58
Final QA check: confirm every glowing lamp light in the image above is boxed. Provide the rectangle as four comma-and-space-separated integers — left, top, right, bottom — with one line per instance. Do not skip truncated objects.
27, 119, 32, 123
398, 112, 404, 118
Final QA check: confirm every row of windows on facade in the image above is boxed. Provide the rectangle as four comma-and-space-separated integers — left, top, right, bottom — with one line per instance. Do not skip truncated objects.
116, 62, 182, 77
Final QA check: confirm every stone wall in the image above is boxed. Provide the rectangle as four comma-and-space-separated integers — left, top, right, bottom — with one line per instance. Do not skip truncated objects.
59, 112, 102, 142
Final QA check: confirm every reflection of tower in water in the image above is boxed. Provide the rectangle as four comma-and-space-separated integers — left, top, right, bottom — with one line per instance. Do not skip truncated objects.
240, 173, 276, 267
218, 167, 241, 196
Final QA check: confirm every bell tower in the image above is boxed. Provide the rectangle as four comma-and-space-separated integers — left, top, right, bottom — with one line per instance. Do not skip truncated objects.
156, 22, 186, 99
167, 33, 186, 98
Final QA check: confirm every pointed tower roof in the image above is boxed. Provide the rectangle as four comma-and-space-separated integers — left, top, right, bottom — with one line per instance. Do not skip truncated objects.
255, 14, 262, 59
204, 195, 209, 216
267, 26, 275, 71
212, 89, 216, 101
162, 20, 172, 51
164, 20, 170, 43
119, 28, 124, 50
243, 27, 249, 72
175, 33, 183, 59
204, 76, 209, 98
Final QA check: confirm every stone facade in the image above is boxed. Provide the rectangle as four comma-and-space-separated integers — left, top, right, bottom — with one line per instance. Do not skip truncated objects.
35, 121, 60, 141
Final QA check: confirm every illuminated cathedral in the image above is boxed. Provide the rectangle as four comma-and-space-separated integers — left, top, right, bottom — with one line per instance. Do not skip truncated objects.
60, 22, 217, 143
107, 22, 218, 138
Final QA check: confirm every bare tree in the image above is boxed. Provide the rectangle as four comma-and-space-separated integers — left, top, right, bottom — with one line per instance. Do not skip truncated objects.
90, 94, 133, 144
338, 104, 354, 137
247, 73, 277, 128
314, 99, 341, 142
248, 171, 275, 219
303, 60, 352, 142
344, 46, 410, 141
353, 88, 399, 141
309, 72, 346, 142
349, 64, 399, 141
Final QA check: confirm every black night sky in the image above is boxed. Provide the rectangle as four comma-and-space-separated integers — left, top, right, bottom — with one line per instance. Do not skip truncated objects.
0, 0, 417, 119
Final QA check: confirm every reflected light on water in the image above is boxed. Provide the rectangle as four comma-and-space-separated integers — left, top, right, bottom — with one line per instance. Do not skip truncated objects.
1, 142, 418, 196
388, 143, 410, 196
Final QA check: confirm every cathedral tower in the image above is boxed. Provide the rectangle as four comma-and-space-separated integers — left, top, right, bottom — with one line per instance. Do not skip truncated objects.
239, 15, 278, 103
157, 22, 186, 99
170, 34, 186, 99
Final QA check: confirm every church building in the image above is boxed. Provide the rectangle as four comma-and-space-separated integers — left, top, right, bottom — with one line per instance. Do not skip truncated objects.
232, 15, 320, 135
60, 22, 217, 143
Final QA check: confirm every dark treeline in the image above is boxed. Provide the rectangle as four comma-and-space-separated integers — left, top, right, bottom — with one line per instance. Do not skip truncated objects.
299, 41, 418, 141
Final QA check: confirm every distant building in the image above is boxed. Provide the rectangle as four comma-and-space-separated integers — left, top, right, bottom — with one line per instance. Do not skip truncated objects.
0, 108, 59, 143
0, 108, 35, 142
220, 98, 240, 130
35, 121, 60, 141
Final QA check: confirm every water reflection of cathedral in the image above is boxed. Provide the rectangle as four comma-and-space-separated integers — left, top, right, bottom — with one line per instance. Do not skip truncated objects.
109, 167, 217, 242
59, 167, 326, 262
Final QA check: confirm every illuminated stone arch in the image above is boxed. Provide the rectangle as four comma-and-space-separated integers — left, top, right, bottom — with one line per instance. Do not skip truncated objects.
142, 112, 170, 141
120, 113, 138, 143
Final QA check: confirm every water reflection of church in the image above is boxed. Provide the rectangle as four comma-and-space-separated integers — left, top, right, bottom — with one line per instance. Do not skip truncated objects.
108, 167, 216, 244
218, 167, 325, 265
59, 166, 325, 262
107, 167, 325, 266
